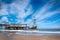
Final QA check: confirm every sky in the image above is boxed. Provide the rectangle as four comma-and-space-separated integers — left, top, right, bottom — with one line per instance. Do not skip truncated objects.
0, 0, 60, 29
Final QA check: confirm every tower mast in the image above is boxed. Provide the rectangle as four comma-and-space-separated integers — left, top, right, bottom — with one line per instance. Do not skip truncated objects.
33, 16, 36, 25
32, 16, 37, 29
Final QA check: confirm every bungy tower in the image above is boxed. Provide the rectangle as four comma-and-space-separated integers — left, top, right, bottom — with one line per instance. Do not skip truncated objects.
29, 16, 37, 30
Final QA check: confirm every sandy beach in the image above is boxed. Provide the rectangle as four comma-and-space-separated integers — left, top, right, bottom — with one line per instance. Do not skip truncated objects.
0, 33, 60, 40
0, 34, 8, 40
12, 34, 60, 40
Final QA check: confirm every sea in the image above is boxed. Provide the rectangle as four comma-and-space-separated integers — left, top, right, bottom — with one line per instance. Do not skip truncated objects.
0, 28, 60, 36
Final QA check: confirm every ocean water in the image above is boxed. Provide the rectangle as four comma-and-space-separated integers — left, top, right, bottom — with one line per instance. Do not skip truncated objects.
0, 29, 60, 36
15, 30, 60, 36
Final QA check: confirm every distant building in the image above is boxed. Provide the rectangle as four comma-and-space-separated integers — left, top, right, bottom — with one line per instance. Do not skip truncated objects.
5, 24, 27, 30
29, 17, 37, 30
0, 24, 27, 30
29, 25, 37, 30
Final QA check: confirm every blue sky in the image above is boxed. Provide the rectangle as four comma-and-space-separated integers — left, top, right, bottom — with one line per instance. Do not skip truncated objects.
0, 0, 60, 29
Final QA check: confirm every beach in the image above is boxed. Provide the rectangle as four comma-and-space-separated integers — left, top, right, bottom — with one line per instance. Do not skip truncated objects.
0, 33, 60, 40
12, 34, 60, 40
0, 30, 60, 40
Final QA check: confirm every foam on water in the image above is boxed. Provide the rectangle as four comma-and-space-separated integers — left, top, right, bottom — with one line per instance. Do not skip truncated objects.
0, 30, 60, 36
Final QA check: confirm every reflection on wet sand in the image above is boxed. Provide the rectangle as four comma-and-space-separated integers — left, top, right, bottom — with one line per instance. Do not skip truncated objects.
0, 31, 60, 40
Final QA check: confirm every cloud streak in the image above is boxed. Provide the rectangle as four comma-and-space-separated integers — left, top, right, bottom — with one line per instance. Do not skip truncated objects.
0, 0, 60, 29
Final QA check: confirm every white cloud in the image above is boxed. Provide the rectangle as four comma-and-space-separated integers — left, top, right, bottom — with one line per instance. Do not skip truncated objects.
16, 18, 33, 26
49, 19, 60, 24
17, 5, 32, 19
0, 0, 32, 24
24, 19, 33, 26
36, 8, 60, 22
37, 22, 60, 29
0, 2, 9, 16
9, 0, 32, 19
0, 7, 8, 16
0, 16, 8, 23
16, 0, 30, 10
32, 1, 55, 18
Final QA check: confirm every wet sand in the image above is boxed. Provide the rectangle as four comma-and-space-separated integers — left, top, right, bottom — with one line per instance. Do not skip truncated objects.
0, 33, 60, 40
0, 34, 8, 40
12, 34, 60, 40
